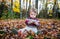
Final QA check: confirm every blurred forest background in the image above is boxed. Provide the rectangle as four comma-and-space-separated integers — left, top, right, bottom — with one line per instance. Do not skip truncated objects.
0, 0, 60, 19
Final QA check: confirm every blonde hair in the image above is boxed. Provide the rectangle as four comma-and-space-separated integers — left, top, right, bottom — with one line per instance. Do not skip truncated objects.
29, 8, 38, 14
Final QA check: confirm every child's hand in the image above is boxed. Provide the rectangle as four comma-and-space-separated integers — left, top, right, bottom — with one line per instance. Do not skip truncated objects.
31, 20, 36, 22
28, 20, 34, 24
34, 21, 40, 26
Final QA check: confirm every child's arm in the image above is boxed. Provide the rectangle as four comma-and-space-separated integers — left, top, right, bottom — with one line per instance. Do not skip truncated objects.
25, 18, 40, 26
25, 19, 34, 25
34, 20, 40, 26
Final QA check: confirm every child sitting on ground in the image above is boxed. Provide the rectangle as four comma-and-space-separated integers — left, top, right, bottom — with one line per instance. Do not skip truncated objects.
18, 8, 40, 33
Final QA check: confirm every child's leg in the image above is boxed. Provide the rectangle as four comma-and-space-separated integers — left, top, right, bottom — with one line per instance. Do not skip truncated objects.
18, 26, 38, 33
24, 26, 38, 33
31, 27, 38, 33
18, 26, 31, 33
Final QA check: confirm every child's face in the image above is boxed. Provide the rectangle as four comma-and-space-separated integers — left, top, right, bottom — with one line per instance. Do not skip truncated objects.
30, 11, 37, 18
